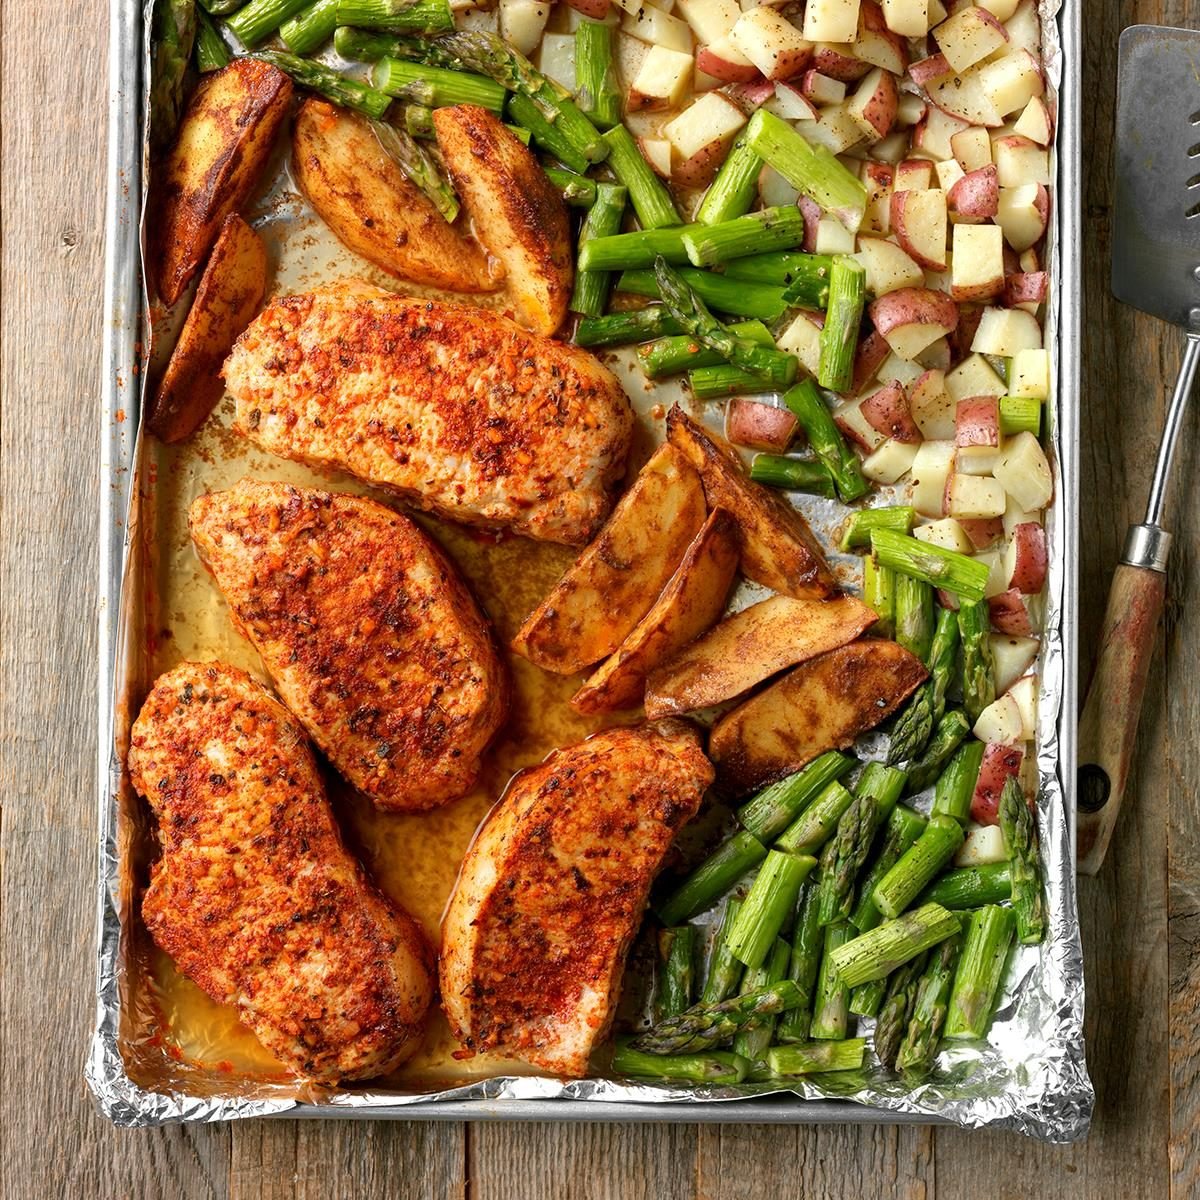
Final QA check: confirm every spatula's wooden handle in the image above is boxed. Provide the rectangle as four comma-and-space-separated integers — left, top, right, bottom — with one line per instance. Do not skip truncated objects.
1076, 562, 1166, 874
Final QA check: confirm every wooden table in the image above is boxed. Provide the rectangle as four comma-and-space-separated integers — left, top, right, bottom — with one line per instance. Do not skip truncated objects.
1, 0, 1196, 1194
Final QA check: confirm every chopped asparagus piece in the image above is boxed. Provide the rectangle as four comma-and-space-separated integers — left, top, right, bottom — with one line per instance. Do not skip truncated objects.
776, 879, 824, 1043
544, 167, 597, 208
574, 19, 620, 129
874, 953, 927, 1070
904, 709, 971, 795
931, 740, 986, 824
370, 118, 458, 221
737, 751, 855, 842
279, 0, 338, 53
958, 598, 997, 723
578, 227, 691, 273
253, 51, 392, 118
195, 8, 231, 70
749, 455, 836, 498
682, 206, 807, 268
783, 378, 870, 503
840, 506, 916, 551
226, 0, 308, 48
766, 1038, 866, 1075
870, 529, 991, 603
733, 937, 792, 1061
631, 981, 803, 1054
873, 815, 965, 919
656, 926, 697, 1020
701, 898, 745, 1004
688, 357, 799, 399
335, 0, 453, 33
695, 136, 762, 225
602, 124, 680, 228
571, 182, 627, 318
849, 805, 927, 932
774, 781, 856, 856
612, 1038, 750, 1083
894, 574, 935, 664
809, 921, 854, 1040
727, 851, 817, 969
916, 862, 1012, 909
895, 931, 961, 1077
944, 904, 1016, 1040
638, 320, 773, 379
888, 605, 960, 766
863, 551, 896, 639
998, 777, 1046, 944
574, 307, 683, 348
656, 830, 769, 926
616, 268, 787, 321
817, 256, 866, 392
371, 57, 507, 110
829, 903, 961, 989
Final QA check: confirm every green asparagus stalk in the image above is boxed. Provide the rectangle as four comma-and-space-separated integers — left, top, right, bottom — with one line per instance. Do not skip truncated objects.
574, 19, 620, 129
577, 227, 691, 273
335, 0, 453, 32
776, 879, 823, 1043
774, 781, 856, 856
848, 805, 927, 932
873, 815, 965, 920
682, 206, 807, 268
869, 529, 991, 604
631, 981, 803, 1054
783, 378, 870, 503
863, 552, 896, 639
612, 1038, 750, 1083
225, 0, 308, 46
903, 710, 971, 794
279, 0, 337, 52
817, 256, 866, 393
253, 52, 392, 118
809, 921, 854, 1039
931, 740, 986, 824
332, 24, 404, 58
916, 862, 1012, 909
847, 975, 887, 1017
733, 937, 792, 1060
829, 903, 960, 989
894, 575, 935, 663
695, 136, 762, 225
958, 598, 997, 723
544, 167, 597, 208
688, 358, 799, 399
743, 109, 868, 233
655, 830, 768, 926
873, 954, 927, 1070
750, 455, 836, 498
656, 926, 697, 1020
1000, 394, 1042, 436
507, 91, 590, 173
370, 118, 458, 220
150, 0, 197, 148
638, 320, 773, 378
701, 898, 745, 1004
998, 777, 1046, 945
737, 751, 855, 842
895, 931, 961, 1077
371, 57, 507, 110
574, 307, 683, 348
725, 252, 834, 306
726, 851, 816, 969
571, 182, 627, 319
944, 904, 1016, 1040
887, 606, 960, 766
615, 268, 787, 321
195, 8, 231, 70
602, 124, 680, 228
403, 103, 435, 138
766, 1038, 866, 1075
840, 506, 916, 551
199, 0, 241, 14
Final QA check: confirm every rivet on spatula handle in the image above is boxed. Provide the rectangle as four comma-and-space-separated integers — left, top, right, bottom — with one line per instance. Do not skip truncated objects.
1076, 557, 1167, 875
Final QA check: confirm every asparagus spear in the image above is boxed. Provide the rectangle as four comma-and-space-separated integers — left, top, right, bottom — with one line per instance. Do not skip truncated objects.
195, 8, 231, 70
958, 598, 997, 723
701, 898, 745, 1004
863, 552, 896, 639
226, 0, 308, 47
574, 18, 620, 129
543, 167, 597, 208
733, 937, 792, 1061
783, 378, 870, 503
776, 879, 823, 1043
1000, 394, 1042, 436
370, 119, 458, 220
615, 268, 787, 321
279, 0, 337, 52
904, 709, 971, 795
726, 850, 816, 969
574, 307, 683, 348
840, 506, 915, 551
887, 605, 960, 766
612, 1039, 750, 1083
998, 777, 1046, 944
656, 926, 697, 1020
894, 575, 935, 663
944, 904, 1016, 1040
774, 781, 855, 856
869, 529, 991, 603
847, 975, 887, 1018
767, 1038, 866, 1075
809, 921, 854, 1039
873, 954, 926, 1070
638, 320, 773, 378
602, 125, 680, 228
737, 751, 855, 842
872, 815, 965, 920
571, 182, 627, 319
655, 829, 768, 926
332, 24, 404, 58
725, 251, 835, 307
688, 357, 799, 398
403, 103, 435, 137
631, 981, 803, 1054
254, 52, 392, 118
150, 0, 197, 148
371, 57, 507, 110
335, 0, 453, 32
848, 805, 927, 932
695, 136, 762, 225
829, 903, 960, 989
931, 740, 986, 824
818, 257, 866, 392
682, 206, 807, 268
916, 862, 1012, 909
750, 455, 836, 498
895, 931, 961, 1078
507, 91, 590, 174
577, 227, 691, 273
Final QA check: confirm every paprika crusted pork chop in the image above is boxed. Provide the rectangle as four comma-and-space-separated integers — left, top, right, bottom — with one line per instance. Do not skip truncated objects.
222, 280, 634, 545
190, 479, 507, 812
440, 722, 714, 1075
127, 661, 436, 1083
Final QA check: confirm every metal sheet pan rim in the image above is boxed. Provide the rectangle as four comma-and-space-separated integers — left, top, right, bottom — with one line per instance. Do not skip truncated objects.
89, 0, 1090, 1138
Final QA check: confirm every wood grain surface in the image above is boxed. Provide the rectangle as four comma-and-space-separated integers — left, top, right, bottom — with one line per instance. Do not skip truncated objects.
0, 0, 1197, 1195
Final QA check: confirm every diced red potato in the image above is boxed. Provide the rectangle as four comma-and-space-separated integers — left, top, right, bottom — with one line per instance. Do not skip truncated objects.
776, 308, 824, 375
565, 0, 612, 18
854, 236, 924, 295
971, 305, 1041, 355
978, 0, 1020, 20
810, 42, 873, 81
935, 156, 966, 193
1018, 246, 1040, 272
994, 134, 1050, 186
758, 164, 800, 208
890, 188, 948, 269
948, 307, 983, 361
910, 438, 956, 515
916, 335, 952, 370
806, 103, 868, 155
798, 194, 823, 250
803, 0, 866, 45
725, 398, 799, 451
730, 6, 814, 79
847, 66, 899, 140
765, 81, 820, 119
933, 5, 1009, 71
907, 368, 955, 438
896, 91, 928, 126
870, 286, 959, 358
909, 51, 951, 85
1008, 673, 1038, 739
993, 430, 1053, 510
947, 472, 1006, 519
834, 396, 887, 451
500, 0, 552, 54
662, 91, 748, 186
970, 742, 1024, 824
620, 4, 693, 53
862, 437, 920, 483
850, 328, 891, 392
973, 694, 1025, 749
924, 62, 1004, 127
950, 125, 992, 171
916, 516, 975, 554
958, 516, 1004, 549
726, 77, 778, 111
1003, 0, 1041, 53
674, 0, 742, 45
950, 221, 1004, 300
955, 395, 999, 446
988, 586, 1035, 635
870, 128, 912, 164
1013, 94, 1052, 144
860, 379, 922, 442
628, 45, 696, 110
911, 104, 970, 160
638, 136, 674, 176
894, 158, 934, 189
1003, 496, 1041, 535
947, 355, 1005, 403
881, 0, 929, 37
1003, 269, 1048, 307
955, 822, 1009, 867
861, 160, 894, 232
991, 632, 1038, 693
996, 182, 1049, 251
948, 163, 999, 221
978, 49, 1043, 118
801, 68, 848, 103
696, 36, 762, 82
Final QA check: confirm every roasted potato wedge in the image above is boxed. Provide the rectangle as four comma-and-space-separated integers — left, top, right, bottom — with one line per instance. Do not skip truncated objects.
571, 509, 740, 714
292, 99, 501, 294
433, 104, 573, 335
666, 405, 838, 600
148, 213, 267, 443
708, 639, 927, 793
644, 594, 878, 719
512, 443, 707, 675
154, 59, 292, 306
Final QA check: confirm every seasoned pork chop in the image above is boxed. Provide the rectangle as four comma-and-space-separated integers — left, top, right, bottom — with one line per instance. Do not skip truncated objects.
128, 662, 435, 1083
223, 280, 634, 545
440, 723, 713, 1075
190, 480, 507, 812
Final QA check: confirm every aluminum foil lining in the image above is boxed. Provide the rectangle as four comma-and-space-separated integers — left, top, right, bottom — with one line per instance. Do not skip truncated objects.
87, 0, 1092, 1140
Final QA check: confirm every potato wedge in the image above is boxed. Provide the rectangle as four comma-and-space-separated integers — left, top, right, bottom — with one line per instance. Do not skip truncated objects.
292, 99, 501, 294
708, 639, 927, 793
433, 104, 573, 335
512, 443, 707, 675
148, 213, 267, 443
666, 405, 838, 600
644, 594, 878, 719
154, 59, 292, 306
570, 508, 740, 714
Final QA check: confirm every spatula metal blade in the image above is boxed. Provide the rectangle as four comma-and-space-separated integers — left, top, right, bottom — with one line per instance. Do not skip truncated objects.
1112, 24, 1200, 328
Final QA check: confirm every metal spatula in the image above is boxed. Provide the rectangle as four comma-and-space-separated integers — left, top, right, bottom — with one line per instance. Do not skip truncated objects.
1077, 24, 1200, 873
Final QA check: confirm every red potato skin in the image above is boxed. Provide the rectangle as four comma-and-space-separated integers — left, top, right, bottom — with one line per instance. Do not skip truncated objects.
949, 164, 1000, 221
869, 287, 960, 339
812, 44, 872, 81
727, 78, 777, 110
955, 395, 1000, 447
860, 380, 922, 442
801, 68, 839, 100
1003, 270, 1049, 306
696, 47, 762, 84
1009, 521, 1048, 592
909, 52, 951, 85
798, 195, 823, 252
835, 413, 874, 451
863, 161, 894, 193
852, 70, 899, 139
989, 587, 1035, 635
950, 305, 984, 360
959, 516, 1004, 549
565, 0, 610, 14
971, 743, 1024, 824
894, 159, 934, 190
937, 587, 960, 610
765, 46, 815, 82
726, 399, 799, 451
851, 329, 891, 394
674, 140, 736, 188
857, 1, 910, 70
